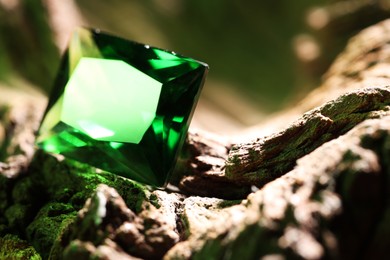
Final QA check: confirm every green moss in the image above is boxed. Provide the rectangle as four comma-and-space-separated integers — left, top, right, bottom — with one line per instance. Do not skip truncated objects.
227, 155, 241, 166
26, 203, 77, 259
5, 204, 35, 234
180, 214, 191, 240
70, 192, 90, 211
217, 200, 242, 208
30, 151, 148, 212
0, 234, 41, 259
0, 144, 149, 258
148, 193, 160, 209
230, 146, 238, 152
12, 177, 39, 204
248, 148, 259, 162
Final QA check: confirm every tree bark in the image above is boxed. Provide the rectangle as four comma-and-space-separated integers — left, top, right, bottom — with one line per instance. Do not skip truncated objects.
2, 18, 390, 260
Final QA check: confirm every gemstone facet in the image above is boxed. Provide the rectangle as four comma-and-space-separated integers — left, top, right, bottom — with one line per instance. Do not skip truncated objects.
36, 28, 208, 186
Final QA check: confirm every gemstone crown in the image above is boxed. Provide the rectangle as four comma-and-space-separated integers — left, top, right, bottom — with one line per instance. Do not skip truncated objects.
36, 28, 208, 186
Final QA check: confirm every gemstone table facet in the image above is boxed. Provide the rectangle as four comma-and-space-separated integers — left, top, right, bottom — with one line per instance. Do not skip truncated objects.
36, 28, 208, 186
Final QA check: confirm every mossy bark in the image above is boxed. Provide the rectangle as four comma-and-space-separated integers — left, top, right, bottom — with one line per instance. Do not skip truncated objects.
1, 5, 390, 260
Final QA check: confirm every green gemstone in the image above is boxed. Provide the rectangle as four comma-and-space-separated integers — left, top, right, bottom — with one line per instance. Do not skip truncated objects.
36, 28, 208, 186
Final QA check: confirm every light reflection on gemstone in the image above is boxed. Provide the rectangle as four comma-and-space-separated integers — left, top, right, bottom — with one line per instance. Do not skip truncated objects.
61, 57, 162, 144
36, 27, 208, 186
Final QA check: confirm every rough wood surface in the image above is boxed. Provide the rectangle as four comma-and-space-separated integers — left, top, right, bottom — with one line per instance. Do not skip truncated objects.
226, 87, 390, 187
179, 19, 390, 195
0, 89, 44, 179
2, 19, 390, 260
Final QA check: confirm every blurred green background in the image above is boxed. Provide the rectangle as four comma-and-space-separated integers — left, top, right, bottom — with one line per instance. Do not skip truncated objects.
0, 0, 389, 133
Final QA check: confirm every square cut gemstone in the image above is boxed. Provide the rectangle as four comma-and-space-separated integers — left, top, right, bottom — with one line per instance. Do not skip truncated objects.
36, 28, 208, 186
